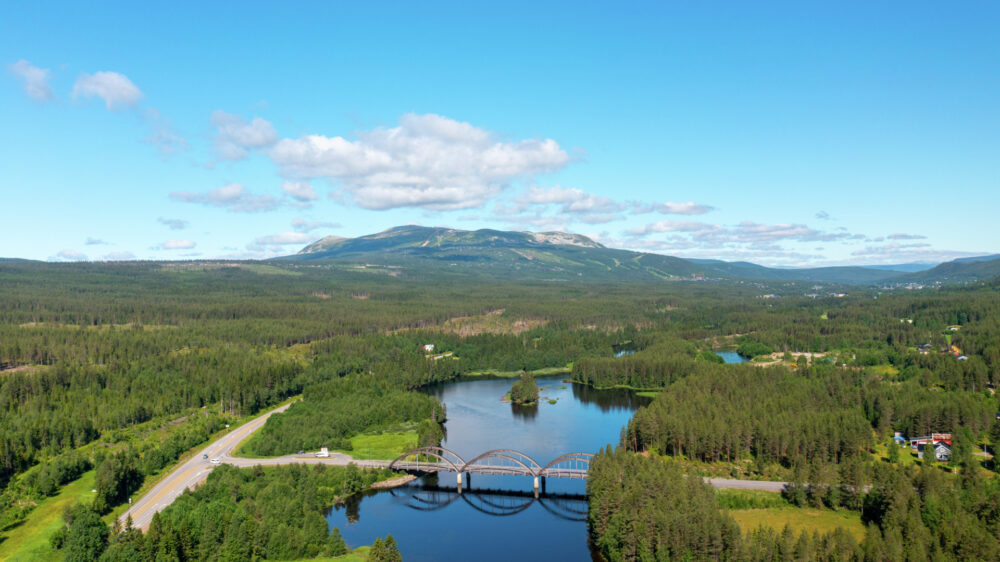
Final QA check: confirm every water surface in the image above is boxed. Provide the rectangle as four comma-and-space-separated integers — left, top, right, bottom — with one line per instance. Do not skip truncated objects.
326, 376, 648, 561
716, 351, 748, 364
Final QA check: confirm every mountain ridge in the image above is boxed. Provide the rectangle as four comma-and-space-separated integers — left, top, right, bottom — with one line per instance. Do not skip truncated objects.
278, 225, 1000, 285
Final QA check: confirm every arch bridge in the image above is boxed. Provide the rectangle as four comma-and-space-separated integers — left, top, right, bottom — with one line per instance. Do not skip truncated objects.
388, 447, 593, 491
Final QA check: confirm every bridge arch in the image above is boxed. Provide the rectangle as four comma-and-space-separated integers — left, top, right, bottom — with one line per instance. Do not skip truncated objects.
461, 449, 542, 475
538, 452, 593, 477
388, 446, 467, 473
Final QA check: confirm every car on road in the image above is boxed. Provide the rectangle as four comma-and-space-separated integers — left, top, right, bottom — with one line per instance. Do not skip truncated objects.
210, 458, 221, 464
298, 450, 305, 455
203, 454, 208, 459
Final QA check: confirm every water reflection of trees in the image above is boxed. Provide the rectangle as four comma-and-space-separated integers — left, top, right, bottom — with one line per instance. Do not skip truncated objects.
510, 401, 538, 420
571, 384, 652, 412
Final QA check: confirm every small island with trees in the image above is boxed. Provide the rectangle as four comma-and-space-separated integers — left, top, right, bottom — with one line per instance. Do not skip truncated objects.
507, 373, 539, 405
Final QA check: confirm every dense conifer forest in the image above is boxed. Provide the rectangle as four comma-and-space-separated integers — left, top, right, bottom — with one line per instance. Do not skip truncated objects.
2, 260, 1000, 560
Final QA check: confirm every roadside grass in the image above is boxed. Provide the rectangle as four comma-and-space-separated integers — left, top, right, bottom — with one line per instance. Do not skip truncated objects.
0, 470, 96, 561
340, 431, 419, 460
729, 506, 866, 542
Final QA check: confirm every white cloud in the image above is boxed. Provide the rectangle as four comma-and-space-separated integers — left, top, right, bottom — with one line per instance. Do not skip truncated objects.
53, 249, 87, 261
255, 232, 316, 245
211, 111, 278, 160
8, 59, 52, 101
170, 183, 281, 213
281, 181, 318, 202
627, 220, 716, 236
652, 201, 714, 215
159, 239, 196, 250
516, 186, 624, 214
291, 218, 340, 232
849, 242, 976, 264
815, 211, 833, 221
101, 251, 136, 261
269, 113, 571, 210
72, 71, 143, 109
85, 237, 108, 246
144, 108, 187, 155
158, 217, 189, 230
886, 233, 927, 240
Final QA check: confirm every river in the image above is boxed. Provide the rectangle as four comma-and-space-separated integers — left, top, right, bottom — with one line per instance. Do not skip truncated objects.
325, 375, 650, 561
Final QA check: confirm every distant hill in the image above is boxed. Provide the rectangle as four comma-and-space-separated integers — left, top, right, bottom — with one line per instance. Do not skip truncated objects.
858, 263, 936, 273
900, 257, 1000, 284
953, 254, 1000, 264
277, 225, 937, 285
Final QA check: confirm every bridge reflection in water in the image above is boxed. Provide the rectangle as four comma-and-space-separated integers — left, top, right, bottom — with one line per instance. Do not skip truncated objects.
391, 484, 589, 521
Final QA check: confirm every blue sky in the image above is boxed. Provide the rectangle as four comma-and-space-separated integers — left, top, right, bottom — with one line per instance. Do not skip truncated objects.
2, 1, 998, 266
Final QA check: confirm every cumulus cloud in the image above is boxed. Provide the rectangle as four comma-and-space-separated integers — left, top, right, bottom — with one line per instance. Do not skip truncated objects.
158, 239, 196, 250
281, 181, 318, 202
211, 111, 278, 160
269, 113, 571, 210
8, 59, 52, 101
815, 211, 833, 221
72, 71, 143, 109
291, 218, 340, 232
52, 249, 87, 261
158, 217, 189, 230
254, 232, 316, 245
516, 186, 624, 214
101, 251, 136, 261
886, 233, 927, 240
85, 237, 108, 246
170, 183, 281, 213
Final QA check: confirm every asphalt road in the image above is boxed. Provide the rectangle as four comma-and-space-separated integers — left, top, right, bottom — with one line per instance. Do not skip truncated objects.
118, 402, 392, 531
120, 403, 788, 531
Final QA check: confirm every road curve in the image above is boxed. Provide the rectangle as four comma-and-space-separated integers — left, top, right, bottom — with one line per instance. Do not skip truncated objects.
120, 402, 788, 531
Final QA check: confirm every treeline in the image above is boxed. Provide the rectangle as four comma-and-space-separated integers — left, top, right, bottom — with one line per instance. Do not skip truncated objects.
624, 362, 994, 465
242, 375, 446, 456
589, 448, 1000, 561
51, 463, 396, 561
0, 349, 304, 489
587, 448, 862, 561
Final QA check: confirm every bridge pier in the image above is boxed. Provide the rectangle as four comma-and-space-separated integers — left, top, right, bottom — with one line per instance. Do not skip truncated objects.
457, 472, 463, 493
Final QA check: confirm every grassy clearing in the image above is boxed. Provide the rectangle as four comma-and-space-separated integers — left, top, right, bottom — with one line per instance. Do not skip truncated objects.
729, 506, 866, 542
463, 365, 571, 378
636, 391, 660, 398
0, 470, 96, 561
339, 431, 419, 461
299, 545, 371, 561
872, 441, 919, 467
869, 364, 900, 377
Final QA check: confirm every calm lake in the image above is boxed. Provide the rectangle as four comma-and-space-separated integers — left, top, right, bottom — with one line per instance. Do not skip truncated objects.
716, 351, 749, 364
326, 375, 650, 561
